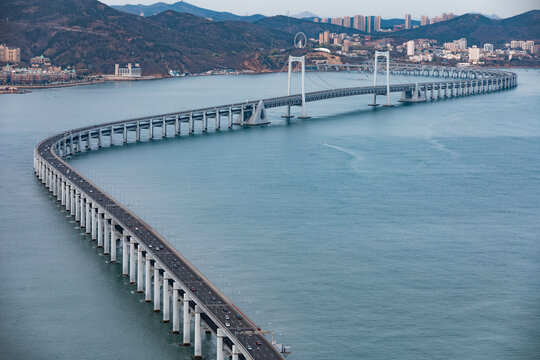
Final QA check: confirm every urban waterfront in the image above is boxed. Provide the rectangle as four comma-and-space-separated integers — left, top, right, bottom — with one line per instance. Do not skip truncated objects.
1, 70, 539, 360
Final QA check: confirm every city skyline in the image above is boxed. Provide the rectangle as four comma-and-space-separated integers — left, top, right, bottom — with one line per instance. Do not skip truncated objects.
103, 0, 539, 19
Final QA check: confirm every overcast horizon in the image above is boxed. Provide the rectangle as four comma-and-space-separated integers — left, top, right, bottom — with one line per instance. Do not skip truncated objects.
102, 0, 538, 19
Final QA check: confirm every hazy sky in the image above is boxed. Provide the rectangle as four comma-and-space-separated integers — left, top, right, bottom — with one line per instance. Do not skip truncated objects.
103, 0, 538, 18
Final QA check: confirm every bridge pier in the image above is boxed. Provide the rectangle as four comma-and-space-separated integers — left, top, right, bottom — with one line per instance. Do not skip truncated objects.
104, 216, 110, 255
75, 191, 81, 222
122, 231, 129, 275
194, 305, 202, 358
203, 112, 208, 132
91, 205, 97, 240
110, 220, 117, 263
61, 180, 66, 206
136, 122, 140, 141
153, 264, 161, 312
232, 345, 240, 360
162, 118, 166, 138
85, 200, 91, 234
80, 195, 87, 228
149, 120, 154, 140
228, 108, 233, 128
172, 283, 180, 333
189, 114, 194, 134
137, 247, 144, 293
97, 210, 103, 247
163, 272, 171, 322
145, 254, 152, 302
216, 328, 226, 360
183, 292, 191, 345
129, 239, 136, 283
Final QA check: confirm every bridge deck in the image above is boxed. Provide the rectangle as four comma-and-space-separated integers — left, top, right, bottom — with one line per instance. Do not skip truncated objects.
35, 63, 516, 360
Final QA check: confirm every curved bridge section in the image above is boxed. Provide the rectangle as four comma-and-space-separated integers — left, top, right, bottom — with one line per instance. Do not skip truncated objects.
34, 63, 516, 360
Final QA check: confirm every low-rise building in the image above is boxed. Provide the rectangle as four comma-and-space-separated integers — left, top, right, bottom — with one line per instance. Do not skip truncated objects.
114, 63, 142, 77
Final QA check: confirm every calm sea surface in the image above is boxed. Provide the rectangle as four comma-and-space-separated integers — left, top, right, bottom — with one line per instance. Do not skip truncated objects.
1, 70, 539, 360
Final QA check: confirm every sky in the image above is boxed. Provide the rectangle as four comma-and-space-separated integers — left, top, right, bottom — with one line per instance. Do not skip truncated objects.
103, 0, 539, 19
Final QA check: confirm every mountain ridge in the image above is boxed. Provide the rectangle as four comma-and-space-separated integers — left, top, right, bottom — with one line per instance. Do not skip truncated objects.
112, 1, 265, 22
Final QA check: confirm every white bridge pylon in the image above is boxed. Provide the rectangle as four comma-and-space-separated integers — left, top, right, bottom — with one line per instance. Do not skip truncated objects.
283, 55, 310, 119
369, 51, 393, 107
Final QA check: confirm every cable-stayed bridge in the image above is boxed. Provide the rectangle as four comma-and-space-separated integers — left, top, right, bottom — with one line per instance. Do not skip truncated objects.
34, 57, 517, 360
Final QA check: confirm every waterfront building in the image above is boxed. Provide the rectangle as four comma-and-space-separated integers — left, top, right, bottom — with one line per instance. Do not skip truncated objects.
405, 13, 411, 29
374, 16, 381, 31
115, 63, 142, 77
0, 45, 21, 64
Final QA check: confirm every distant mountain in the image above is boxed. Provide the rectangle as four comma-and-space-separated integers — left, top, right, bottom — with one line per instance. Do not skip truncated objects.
292, 11, 319, 19
0, 0, 290, 75
386, 11, 540, 46
256, 16, 366, 38
112, 1, 265, 22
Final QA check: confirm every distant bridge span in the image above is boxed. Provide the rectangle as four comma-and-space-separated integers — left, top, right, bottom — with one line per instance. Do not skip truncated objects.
34, 63, 516, 360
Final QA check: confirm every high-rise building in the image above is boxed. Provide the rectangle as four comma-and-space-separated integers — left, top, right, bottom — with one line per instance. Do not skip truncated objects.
421, 15, 429, 26
407, 40, 415, 55
374, 16, 381, 31
353, 15, 365, 31
323, 31, 330, 44
314, 18, 320, 23
321, 18, 329, 23
456, 38, 467, 50
0, 45, 21, 64
366, 16, 372, 33
331, 17, 343, 26
344, 16, 351, 28
405, 13, 411, 29
319, 33, 325, 44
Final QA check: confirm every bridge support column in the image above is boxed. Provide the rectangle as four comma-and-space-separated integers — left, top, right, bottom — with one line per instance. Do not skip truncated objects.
163, 272, 171, 322
75, 191, 81, 222
137, 247, 144, 293
136, 122, 140, 141
228, 108, 233, 128
202, 112, 208, 132
129, 240, 136, 283
172, 283, 180, 333
175, 115, 179, 135
97, 129, 102, 148
122, 231, 129, 275
110, 220, 117, 263
216, 110, 221, 130
80, 195, 86, 228
145, 254, 152, 302
85, 200, 91, 233
61, 180, 66, 206
232, 345, 240, 360
123, 124, 127, 143
91, 205, 97, 240
103, 216, 110, 255
153, 265, 161, 312
149, 120, 153, 140
189, 114, 194, 134
162, 118, 166, 138
183, 293, 191, 345
97, 210, 104, 248
194, 305, 202, 358
216, 328, 225, 360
